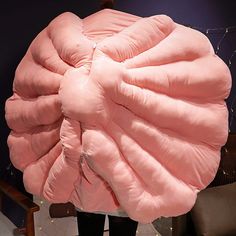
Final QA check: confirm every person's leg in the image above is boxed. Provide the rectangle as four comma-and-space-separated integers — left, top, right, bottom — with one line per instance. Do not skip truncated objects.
108, 215, 138, 236
77, 211, 105, 236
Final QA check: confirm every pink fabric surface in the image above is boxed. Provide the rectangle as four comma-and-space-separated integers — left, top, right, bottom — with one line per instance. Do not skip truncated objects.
5, 9, 231, 223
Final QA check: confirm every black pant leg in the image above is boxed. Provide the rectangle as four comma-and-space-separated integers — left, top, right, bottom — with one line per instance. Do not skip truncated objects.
108, 215, 138, 236
77, 211, 106, 236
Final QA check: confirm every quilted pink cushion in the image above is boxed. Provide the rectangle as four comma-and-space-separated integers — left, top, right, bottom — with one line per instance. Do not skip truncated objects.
5, 9, 231, 223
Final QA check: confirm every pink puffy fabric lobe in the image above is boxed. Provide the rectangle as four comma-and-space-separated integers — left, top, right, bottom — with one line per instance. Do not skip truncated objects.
5, 9, 231, 223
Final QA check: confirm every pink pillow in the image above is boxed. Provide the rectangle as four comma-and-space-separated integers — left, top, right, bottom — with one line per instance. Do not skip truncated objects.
5, 9, 231, 223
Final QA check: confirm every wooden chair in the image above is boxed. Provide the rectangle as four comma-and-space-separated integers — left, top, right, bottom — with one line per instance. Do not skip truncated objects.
0, 180, 39, 236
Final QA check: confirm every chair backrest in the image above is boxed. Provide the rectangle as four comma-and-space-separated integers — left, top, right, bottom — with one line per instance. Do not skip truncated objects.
0, 180, 39, 236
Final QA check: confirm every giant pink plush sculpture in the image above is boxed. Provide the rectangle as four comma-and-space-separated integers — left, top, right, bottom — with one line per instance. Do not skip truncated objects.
5, 9, 231, 223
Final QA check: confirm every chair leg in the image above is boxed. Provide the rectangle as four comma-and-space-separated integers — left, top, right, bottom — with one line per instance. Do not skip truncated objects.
25, 212, 35, 236
172, 215, 187, 236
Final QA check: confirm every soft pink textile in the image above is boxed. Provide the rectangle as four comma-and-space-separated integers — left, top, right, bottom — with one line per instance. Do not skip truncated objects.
5, 9, 231, 223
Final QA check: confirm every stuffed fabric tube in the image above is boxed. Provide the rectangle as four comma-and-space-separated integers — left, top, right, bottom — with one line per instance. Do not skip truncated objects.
5, 9, 231, 223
